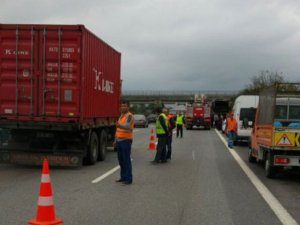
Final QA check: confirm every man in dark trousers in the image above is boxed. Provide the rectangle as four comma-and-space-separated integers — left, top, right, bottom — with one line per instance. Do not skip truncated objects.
114, 101, 134, 184
175, 111, 185, 138
164, 108, 176, 160
152, 107, 169, 164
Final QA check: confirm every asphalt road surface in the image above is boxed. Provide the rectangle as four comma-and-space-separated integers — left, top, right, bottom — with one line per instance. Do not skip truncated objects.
1, 125, 300, 225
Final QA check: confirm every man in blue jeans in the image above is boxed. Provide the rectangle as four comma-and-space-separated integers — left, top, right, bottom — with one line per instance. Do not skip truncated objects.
114, 101, 134, 185
225, 112, 237, 148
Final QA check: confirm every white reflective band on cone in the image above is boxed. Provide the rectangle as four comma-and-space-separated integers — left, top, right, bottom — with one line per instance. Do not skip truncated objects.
38, 196, 54, 206
41, 174, 51, 183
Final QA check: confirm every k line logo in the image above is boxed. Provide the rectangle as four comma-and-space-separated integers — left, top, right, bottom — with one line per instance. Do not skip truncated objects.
93, 68, 114, 94
5, 49, 29, 55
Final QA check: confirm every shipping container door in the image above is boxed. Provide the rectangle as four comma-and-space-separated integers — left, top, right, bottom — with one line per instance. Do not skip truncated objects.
0, 27, 38, 116
39, 28, 81, 118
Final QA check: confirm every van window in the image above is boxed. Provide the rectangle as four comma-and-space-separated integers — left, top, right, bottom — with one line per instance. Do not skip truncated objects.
275, 105, 287, 120
289, 105, 300, 120
240, 108, 256, 122
275, 105, 300, 120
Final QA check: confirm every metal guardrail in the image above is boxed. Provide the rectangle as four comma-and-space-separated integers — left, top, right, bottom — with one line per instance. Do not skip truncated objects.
122, 90, 239, 96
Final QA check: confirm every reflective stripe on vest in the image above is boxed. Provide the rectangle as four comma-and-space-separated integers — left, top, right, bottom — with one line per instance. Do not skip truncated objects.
116, 112, 134, 139
156, 113, 168, 135
176, 115, 183, 125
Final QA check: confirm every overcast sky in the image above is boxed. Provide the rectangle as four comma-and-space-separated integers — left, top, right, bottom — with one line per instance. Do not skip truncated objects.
1, 0, 300, 91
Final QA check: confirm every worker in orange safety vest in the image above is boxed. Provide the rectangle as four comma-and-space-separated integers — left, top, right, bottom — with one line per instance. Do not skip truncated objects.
225, 112, 237, 149
114, 101, 134, 184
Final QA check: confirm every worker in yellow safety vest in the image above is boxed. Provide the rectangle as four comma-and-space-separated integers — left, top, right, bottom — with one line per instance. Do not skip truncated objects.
175, 111, 185, 138
164, 108, 176, 160
152, 107, 169, 164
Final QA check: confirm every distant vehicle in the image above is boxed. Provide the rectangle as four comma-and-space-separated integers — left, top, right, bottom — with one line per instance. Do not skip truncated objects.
211, 99, 230, 130
232, 95, 259, 142
211, 99, 230, 114
134, 114, 148, 128
147, 114, 157, 123
185, 94, 211, 130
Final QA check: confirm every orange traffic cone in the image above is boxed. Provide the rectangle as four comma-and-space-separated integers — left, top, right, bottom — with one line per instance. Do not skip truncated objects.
148, 128, 156, 151
28, 159, 63, 225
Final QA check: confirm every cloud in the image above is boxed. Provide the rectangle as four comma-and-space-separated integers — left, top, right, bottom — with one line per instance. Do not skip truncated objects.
1, 0, 300, 91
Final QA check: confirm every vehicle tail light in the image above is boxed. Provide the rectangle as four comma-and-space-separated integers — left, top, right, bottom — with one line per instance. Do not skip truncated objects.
274, 157, 289, 164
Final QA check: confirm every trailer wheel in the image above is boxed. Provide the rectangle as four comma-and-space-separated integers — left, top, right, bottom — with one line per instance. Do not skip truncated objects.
85, 131, 99, 165
265, 153, 276, 178
98, 130, 107, 161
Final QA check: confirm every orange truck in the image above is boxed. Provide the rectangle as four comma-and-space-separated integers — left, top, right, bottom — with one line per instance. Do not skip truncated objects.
249, 83, 300, 178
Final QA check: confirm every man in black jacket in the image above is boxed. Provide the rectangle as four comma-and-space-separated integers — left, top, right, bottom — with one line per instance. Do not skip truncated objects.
152, 107, 169, 164
164, 108, 176, 160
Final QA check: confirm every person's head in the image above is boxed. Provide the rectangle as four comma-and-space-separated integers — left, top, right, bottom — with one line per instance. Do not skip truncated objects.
179, 111, 182, 115
155, 107, 163, 115
230, 112, 234, 118
162, 108, 169, 115
120, 101, 130, 114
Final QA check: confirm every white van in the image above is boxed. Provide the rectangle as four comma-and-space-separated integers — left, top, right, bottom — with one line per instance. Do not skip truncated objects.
232, 95, 259, 142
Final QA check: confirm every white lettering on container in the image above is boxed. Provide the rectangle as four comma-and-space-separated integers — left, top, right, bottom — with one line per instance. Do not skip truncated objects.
49, 47, 75, 55
62, 53, 71, 59
63, 47, 74, 53
102, 80, 114, 93
4, 109, 13, 114
5, 49, 29, 55
93, 68, 114, 94
49, 47, 58, 52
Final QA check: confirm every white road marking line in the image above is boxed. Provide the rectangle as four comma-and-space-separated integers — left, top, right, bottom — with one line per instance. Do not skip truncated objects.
215, 129, 298, 225
192, 151, 195, 160
92, 165, 120, 184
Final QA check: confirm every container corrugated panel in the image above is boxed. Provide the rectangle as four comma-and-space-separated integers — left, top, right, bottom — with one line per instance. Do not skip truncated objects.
0, 24, 121, 125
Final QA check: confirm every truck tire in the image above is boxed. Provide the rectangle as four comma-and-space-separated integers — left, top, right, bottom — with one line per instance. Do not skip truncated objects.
248, 148, 256, 163
85, 131, 99, 165
98, 130, 107, 161
265, 153, 276, 178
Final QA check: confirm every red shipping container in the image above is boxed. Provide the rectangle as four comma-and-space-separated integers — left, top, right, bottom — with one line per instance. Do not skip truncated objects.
0, 24, 121, 128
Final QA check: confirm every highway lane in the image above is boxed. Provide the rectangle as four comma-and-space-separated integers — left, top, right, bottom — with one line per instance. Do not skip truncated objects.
0, 126, 298, 225
225, 130, 300, 224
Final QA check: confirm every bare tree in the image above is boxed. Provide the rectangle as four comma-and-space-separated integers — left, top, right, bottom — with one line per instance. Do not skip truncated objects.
240, 70, 285, 95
